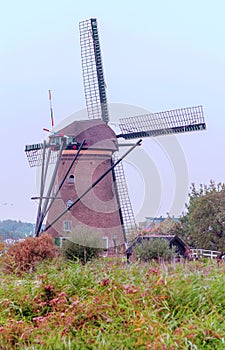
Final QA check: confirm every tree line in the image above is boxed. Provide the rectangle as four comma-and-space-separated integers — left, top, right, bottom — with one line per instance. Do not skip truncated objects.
144, 180, 225, 251
0, 220, 34, 240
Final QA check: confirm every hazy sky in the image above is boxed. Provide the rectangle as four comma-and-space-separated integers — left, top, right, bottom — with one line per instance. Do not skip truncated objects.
1, 0, 225, 223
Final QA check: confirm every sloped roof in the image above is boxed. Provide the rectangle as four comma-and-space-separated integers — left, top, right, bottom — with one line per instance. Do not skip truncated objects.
126, 235, 188, 256
59, 119, 118, 151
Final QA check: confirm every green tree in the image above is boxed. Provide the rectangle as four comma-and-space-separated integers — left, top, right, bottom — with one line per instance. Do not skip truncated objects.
134, 238, 176, 262
180, 181, 225, 250
62, 226, 102, 264
156, 216, 181, 235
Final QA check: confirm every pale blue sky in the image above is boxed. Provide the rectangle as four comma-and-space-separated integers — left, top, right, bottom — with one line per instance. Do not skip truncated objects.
1, 0, 225, 222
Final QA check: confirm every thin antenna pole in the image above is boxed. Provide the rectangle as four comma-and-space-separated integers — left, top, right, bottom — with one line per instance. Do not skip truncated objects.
48, 89, 54, 128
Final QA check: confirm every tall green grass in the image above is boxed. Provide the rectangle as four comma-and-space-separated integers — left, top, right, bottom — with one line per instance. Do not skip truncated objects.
0, 258, 224, 349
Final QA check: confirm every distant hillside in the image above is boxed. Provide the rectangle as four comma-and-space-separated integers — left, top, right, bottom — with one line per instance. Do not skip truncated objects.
0, 220, 34, 240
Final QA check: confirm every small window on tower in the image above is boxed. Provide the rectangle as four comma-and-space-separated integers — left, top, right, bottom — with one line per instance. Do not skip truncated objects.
102, 237, 108, 251
51, 137, 57, 145
63, 220, 72, 232
68, 175, 74, 184
66, 199, 73, 208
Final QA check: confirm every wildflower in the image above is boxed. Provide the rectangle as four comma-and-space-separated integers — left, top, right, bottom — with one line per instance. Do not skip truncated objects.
123, 284, 140, 294
101, 278, 110, 286
49, 297, 59, 305
43, 284, 54, 292
70, 300, 80, 308
33, 316, 45, 325
39, 301, 47, 307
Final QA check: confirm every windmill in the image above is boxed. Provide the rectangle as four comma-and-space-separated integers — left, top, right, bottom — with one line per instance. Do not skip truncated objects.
25, 18, 206, 253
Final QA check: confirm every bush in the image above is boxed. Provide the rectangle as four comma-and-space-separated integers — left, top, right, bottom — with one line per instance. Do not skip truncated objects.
134, 238, 176, 262
62, 239, 100, 264
62, 227, 102, 264
2, 233, 59, 275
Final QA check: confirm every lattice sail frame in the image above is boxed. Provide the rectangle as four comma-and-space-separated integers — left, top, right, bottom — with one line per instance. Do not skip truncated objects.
25, 144, 59, 167
79, 18, 109, 122
118, 105, 206, 139
112, 154, 137, 242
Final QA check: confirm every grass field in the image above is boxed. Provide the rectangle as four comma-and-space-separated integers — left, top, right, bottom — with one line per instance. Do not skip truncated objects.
0, 258, 225, 349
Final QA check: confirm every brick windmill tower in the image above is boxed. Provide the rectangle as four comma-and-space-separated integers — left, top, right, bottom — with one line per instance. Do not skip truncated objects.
25, 18, 206, 252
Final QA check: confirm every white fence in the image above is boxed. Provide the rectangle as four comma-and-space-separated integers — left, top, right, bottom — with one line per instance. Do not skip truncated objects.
190, 248, 220, 259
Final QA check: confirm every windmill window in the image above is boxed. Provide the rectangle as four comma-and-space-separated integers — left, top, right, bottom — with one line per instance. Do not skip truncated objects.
102, 237, 108, 251
66, 199, 73, 208
63, 220, 72, 232
68, 175, 74, 184
50, 137, 60, 145
51, 137, 57, 145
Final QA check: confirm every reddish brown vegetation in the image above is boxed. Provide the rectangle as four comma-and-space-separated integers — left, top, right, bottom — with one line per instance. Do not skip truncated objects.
2, 234, 59, 275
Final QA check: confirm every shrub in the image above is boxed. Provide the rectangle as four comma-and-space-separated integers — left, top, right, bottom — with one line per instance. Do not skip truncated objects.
62, 239, 100, 264
0, 241, 5, 252
2, 233, 59, 275
134, 238, 176, 262
62, 227, 102, 264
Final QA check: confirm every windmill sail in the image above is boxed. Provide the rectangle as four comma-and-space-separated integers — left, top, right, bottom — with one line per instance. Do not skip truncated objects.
79, 18, 109, 123
112, 154, 137, 243
25, 143, 59, 167
118, 105, 206, 139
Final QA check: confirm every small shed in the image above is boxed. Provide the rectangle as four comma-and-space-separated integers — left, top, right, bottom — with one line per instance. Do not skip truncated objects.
126, 234, 189, 260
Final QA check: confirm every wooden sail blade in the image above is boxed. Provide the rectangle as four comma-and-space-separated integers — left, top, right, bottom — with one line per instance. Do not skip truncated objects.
79, 18, 109, 122
117, 105, 206, 139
